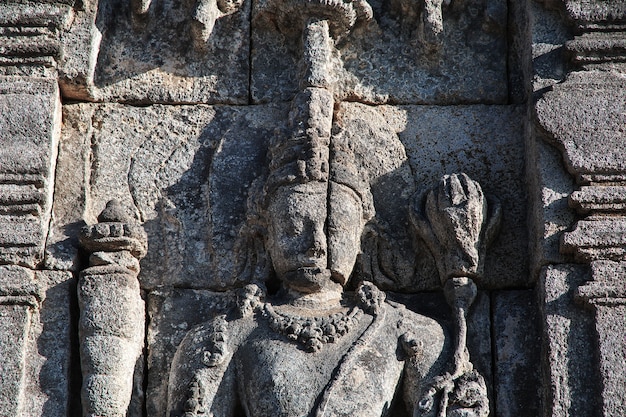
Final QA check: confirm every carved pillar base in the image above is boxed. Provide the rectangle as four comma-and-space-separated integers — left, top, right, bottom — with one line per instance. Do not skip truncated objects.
576, 260, 626, 416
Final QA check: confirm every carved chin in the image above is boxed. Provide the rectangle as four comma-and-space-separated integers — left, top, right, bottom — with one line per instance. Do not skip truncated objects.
282, 267, 332, 293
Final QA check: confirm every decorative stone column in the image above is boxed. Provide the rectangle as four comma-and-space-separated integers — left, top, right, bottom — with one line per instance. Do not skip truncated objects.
535, 2, 626, 415
78, 200, 148, 417
0, 2, 67, 414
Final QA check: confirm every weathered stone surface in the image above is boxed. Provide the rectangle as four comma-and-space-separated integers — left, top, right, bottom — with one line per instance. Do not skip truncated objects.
59, 0, 250, 104
56, 102, 285, 289
562, 0, 626, 29
146, 288, 235, 417
566, 32, 626, 66
160, 84, 484, 417
527, 138, 576, 272
0, 2, 70, 78
379, 290, 493, 411
535, 71, 626, 182
78, 206, 148, 417
570, 185, 626, 214
22, 271, 75, 417
0, 304, 31, 416
561, 218, 626, 262
531, 1, 572, 92
251, 0, 508, 104
538, 265, 600, 417
0, 77, 60, 268
56, 101, 527, 292
493, 290, 541, 417
575, 261, 626, 416
341, 104, 527, 289
46, 104, 92, 271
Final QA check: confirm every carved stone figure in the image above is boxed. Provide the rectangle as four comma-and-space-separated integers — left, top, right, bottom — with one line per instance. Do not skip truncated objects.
166, 136, 447, 417
164, 104, 497, 416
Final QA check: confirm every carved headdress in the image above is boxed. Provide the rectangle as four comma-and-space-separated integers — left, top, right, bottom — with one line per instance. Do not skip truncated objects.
262, 89, 374, 220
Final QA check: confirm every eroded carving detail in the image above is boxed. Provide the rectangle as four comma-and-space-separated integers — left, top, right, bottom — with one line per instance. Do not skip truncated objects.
78, 200, 148, 417
412, 173, 500, 417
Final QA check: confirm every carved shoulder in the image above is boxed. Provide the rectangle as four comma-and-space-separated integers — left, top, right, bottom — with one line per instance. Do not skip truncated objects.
382, 302, 448, 415
166, 314, 256, 417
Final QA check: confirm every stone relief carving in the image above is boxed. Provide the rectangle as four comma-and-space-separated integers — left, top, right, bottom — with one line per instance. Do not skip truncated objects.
158, 1, 498, 410
165, 128, 495, 417
5, 0, 626, 415
78, 200, 148, 417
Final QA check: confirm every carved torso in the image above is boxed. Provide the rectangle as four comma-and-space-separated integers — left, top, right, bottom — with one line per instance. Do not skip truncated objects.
167, 295, 445, 417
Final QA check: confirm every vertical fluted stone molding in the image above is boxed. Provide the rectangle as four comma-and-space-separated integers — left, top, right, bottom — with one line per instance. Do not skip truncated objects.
78, 200, 148, 417
534, 2, 626, 415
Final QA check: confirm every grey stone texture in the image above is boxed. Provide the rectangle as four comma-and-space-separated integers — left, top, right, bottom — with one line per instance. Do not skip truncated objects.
538, 265, 600, 417
492, 290, 541, 417
536, 71, 626, 182
1, 0, 626, 416
59, 0, 250, 103
251, 0, 508, 104
0, 77, 59, 268
22, 271, 75, 417
0, 267, 74, 417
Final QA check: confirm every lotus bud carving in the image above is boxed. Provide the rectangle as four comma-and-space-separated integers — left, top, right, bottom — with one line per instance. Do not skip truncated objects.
411, 172, 501, 285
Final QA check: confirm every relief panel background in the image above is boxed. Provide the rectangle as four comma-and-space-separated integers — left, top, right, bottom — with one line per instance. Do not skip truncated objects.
251, 0, 508, 104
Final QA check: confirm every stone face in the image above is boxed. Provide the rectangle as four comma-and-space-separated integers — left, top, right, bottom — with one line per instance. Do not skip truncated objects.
4, 0, 625, 416
56, 102, 285, 290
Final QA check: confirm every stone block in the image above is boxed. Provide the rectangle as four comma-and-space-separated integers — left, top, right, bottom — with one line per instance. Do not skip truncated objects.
562, 218, 626, 262
569, 185, 626, 214
562, 0, 626, 28
0, 2, 70, 78
56, 102, 286, 289
538, 265, 600, 417
45, 105, 93, 271
536, 71, 626, 182
492, 290, 541, 417
0, 76, 60, 268
59, 0, 250, 104
0, 304, 31, 416
530, 0, 572, 91
526, 137, 576, 272
251, 0, 508, 104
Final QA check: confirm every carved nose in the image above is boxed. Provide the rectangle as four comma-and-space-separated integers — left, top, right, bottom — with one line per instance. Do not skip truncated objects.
306, 227, 326, 258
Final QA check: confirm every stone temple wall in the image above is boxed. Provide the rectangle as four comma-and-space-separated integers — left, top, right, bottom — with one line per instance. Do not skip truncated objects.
0, 0, 624, 416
